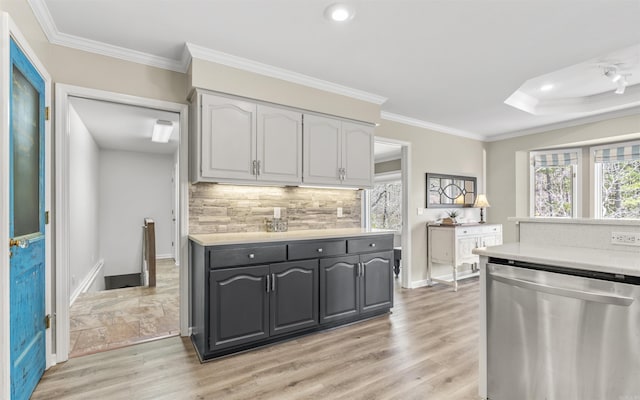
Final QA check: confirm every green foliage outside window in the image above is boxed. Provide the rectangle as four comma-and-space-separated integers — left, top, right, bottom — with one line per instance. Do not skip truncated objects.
600, 160, 640, 219
533, 166, 573, 217
371, 181, 402, 230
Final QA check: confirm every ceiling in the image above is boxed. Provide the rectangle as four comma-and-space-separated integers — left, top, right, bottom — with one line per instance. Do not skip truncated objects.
33, 0, 640, 140
374, 142, 401, 163
70, 97, 180, 155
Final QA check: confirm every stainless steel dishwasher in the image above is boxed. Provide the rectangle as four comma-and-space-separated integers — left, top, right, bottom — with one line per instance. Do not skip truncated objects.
486, 258, 640, 400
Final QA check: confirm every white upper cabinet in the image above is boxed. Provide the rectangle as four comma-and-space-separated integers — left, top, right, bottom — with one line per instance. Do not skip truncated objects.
192, 90, 373, 188
193, 91, 302, 184
342, 122, 373, 187
302, 114, 342, 186
257, 105, 302, 184
303, 115, 373, 188
200, 94, 256, 181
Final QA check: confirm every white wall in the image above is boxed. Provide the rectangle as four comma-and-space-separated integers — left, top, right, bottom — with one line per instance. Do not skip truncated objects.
376, 119, 486, 287
99, 150, 174, 277
69, 104, 101, 293
487, 113, 640, 243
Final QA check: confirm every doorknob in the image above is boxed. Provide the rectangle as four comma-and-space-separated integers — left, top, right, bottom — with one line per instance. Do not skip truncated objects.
9, 238, 30, 248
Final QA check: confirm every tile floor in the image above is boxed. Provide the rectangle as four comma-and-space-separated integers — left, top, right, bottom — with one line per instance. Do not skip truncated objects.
69, 259, 180, 358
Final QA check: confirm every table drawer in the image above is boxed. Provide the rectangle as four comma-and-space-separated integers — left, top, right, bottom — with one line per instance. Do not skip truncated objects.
209, 244, 286, 268
348, 236, 393, 253
288, 240, 346, 260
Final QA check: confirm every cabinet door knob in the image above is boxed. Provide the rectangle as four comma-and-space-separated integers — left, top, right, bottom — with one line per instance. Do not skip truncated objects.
248, 253, 255, 259
370, 243, 376, 247
317, 248, 323, 253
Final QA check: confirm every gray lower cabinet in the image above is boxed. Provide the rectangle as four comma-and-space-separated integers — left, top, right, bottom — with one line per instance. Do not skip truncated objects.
191, 233, 393, 360
320, 251, 393, 324
320, 255, 360, 323
209, 260, 318, 352
270, 260, 318, 336
209, 265, 270, 350
360, 252, 394, 313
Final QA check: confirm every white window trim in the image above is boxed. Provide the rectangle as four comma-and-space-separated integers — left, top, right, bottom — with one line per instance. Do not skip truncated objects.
591, 139, 640, 219
529, 148, 582, 218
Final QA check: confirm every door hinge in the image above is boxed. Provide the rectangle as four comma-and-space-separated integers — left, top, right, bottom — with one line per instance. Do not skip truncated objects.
44, 314, 51, 329
45, 211, 50, 225
45, 106, 50, 121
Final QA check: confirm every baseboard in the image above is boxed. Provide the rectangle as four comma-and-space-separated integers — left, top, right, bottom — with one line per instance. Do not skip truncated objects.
157, 253, 174, 260
410, 279, 430, 289
70, 259, 104, 305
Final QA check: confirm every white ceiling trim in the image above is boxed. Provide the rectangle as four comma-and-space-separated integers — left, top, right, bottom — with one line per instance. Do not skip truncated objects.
380, 111, 486, 141
375, 154, 402, 163
28, 0, 189, 72
185, 43, 388, 105
486, 106, 640, 142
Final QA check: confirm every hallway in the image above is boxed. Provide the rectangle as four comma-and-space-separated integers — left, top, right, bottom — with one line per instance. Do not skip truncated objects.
69, 259, 179, 357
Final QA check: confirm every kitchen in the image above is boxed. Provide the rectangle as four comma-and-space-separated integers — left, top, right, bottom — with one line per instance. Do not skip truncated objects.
1, 0, 639, 399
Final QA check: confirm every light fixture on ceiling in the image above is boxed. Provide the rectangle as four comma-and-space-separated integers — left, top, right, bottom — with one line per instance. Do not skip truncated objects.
604, 67, 622, 83
540, 84, 554, 92
604, 65, 630, 94
324, 3, 355, 22
151, 120, 173, 143
615, 76, 628, 94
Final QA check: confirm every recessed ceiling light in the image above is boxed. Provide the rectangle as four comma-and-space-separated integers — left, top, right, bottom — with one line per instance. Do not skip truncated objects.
324, 3, 354, 22
540, 84, 554, 92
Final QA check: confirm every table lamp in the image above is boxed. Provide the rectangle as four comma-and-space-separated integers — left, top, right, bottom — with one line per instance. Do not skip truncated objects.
474, 194, 491, 224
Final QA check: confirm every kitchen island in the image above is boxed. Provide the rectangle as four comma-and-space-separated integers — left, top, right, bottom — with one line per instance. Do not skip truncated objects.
189, 228, 395, 361
474, 218, 640, 400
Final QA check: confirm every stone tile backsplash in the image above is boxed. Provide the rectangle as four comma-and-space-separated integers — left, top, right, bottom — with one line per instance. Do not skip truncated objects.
189, 183, 362, 234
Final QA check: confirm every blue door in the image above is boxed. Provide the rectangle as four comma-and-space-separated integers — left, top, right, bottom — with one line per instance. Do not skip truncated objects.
9, 37, 46, 400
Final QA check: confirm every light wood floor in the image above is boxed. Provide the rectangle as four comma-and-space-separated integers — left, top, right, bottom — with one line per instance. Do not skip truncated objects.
69, 259, 180, 357
33, 278, 480, 400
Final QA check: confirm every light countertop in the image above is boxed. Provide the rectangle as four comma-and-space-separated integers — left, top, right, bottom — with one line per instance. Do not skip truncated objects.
189, 228, 396, 246
474, 242, 640, 277
509, 217, 640, 227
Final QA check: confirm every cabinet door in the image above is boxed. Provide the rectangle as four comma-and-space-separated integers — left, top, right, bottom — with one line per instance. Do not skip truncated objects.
270, 259, 318, 336
482, 233, 503, 247
360, 251, 393, 313
319, 255, 360, 323
201, 94, 257, 181
303, 114, 342, 185
457, 236, 479, 263
209, 266, 269, 351
429, 228, 454, 264
257, 105, 302, 184
341, 122, 373, 188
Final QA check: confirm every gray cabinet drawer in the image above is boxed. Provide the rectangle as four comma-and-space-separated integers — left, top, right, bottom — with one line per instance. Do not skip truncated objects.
348, 236, 393, 253
209, 245, 286, 268
288, 240, 346, 260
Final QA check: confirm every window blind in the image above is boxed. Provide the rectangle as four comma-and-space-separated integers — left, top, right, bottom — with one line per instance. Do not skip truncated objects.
594, 143, 640, 163
533, 151, 579, 167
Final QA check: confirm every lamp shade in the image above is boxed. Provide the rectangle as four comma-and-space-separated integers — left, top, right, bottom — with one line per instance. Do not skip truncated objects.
473, 194, 491, 208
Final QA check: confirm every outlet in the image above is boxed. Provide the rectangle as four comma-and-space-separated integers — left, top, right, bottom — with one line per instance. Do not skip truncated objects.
273, 207, 281, 219
417, 208, 424, 216
611, 232, 640, 246
337, 207, 343, 218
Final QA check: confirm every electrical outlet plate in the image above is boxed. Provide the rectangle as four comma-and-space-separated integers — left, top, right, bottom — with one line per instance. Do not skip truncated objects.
611, 232, 640, 246
337, 207, 343, 218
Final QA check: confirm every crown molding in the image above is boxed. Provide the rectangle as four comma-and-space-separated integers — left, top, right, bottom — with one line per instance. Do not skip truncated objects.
27, 0, 187, 72
380, 111, 486, 141
186, 43, 387, 105
375, 154, 402, 163
486, 105, 640, 142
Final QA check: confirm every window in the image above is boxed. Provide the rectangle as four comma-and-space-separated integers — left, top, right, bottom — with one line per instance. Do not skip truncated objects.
593, 141, 640, 219
370, 174, 402, 230
530, 150, 580, 217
